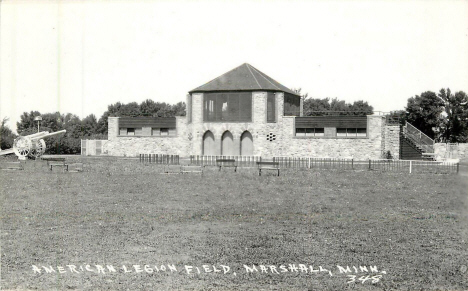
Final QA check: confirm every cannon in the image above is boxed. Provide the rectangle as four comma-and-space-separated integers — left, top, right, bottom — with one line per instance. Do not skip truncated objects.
0, 130, 66, 159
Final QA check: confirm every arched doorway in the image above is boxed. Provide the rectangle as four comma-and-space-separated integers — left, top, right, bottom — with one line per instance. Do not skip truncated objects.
202, 131, 216, 155
221, 131, 236, 156
240, 131, 253, 156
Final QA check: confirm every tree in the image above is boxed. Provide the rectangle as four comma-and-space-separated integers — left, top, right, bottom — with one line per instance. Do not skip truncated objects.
80, 114, 98, 137
302, 96, 373, 116
348, 100, 374, 116
16, 111, 41, 133
0, 117, 16, 150
437, 89, 468, 142
303, 97, 331, 116
405, 91, 444, 139
387, 110, 407, 126
96, 100, 187, 135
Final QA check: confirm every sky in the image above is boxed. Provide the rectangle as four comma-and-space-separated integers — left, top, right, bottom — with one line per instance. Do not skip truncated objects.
1, 0, 468, 132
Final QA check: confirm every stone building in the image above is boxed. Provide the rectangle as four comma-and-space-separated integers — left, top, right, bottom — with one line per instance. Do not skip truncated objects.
105, 63, 400, 160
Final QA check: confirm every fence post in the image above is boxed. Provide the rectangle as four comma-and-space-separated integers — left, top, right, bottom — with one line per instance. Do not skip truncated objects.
457, 163, 459, 174
368, 160, 371, 170
352, 159, 354, 170
409, 160, 412, 174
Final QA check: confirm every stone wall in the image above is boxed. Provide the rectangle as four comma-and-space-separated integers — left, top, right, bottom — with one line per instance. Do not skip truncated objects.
104, 116, 189, 157
187, 92, 287, 156
279, 115, 386, 160
434, 143, 468, 161
105, 93, 395, 160
383, 125, 400, 159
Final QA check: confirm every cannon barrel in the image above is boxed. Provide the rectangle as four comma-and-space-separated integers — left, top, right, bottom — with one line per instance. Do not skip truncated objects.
26, 131, 50, 139
29, 129, 66, 140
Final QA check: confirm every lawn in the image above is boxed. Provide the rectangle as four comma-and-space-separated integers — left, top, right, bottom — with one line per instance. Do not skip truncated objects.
1, 158, 467, 290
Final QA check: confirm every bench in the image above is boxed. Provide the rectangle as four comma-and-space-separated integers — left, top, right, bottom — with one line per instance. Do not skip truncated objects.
257, 161, 280, 176
216, 159, 237, 172
0, 162, 24, 171
49, 161, 68, 171
181, 165, 203, 175
163, 165, 182, 174
42, 157, 66, 166
67, 163, 84, 172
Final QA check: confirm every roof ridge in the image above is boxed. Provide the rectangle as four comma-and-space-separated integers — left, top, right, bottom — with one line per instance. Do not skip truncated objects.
248, 64, 281, 90
245, 63, 262, 89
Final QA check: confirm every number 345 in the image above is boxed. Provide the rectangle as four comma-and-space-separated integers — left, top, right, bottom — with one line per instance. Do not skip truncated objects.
347, 275, 383, 284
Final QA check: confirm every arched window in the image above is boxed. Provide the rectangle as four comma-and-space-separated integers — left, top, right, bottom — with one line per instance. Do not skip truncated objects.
221, 131, 236, 156
202, 131, 216, 155
240, 131, 253, 156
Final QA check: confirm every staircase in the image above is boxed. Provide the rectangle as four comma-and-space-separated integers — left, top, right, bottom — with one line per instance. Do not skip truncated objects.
400, 122, 435, 160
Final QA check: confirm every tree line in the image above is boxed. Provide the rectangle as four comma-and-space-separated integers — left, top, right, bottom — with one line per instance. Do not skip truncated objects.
1, 89, 467, 155
389, 88, 468, 142
0, 100, 185, 154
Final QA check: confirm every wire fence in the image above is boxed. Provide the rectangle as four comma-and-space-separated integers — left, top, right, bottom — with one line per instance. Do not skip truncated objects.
189, 155, 262, 167
139, 154, 179, 165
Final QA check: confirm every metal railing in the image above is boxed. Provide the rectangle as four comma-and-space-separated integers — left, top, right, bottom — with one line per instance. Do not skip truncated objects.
369, 159, 458, 174
273, 157, 354, 169
402, 122, 434, 153
189, 155, 262, 167
139, 154, 179, 164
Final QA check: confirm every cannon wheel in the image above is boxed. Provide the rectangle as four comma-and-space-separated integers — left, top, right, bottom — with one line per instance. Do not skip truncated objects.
30, 139, 46, 159
13, 137, 32, 158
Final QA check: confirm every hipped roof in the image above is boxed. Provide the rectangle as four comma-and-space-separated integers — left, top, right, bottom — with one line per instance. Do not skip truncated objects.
189, 63, 299, 96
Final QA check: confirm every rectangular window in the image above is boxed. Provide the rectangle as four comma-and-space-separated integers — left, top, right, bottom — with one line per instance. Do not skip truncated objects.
152, 127, 175, 136
284, 93, 301, 116
296, 128, 305, 137
267, 92, 276, 123
336, 128, 347, 137
160, 128, 169, 136
314, 128, 325, 136
127, 128, 135, 136
337, 128, 366, 137
295, 128, 325, 137
203, 92, 252, 122
347, 128, 357, 137
357, 128, 367, 137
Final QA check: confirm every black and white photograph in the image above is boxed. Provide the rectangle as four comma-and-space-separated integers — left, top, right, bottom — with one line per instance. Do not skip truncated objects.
1, 0, 467, 290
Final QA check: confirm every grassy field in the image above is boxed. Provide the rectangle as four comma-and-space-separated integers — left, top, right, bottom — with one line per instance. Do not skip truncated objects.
1, 157, 467, 290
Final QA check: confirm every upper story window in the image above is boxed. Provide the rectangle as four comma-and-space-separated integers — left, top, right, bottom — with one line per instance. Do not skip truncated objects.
203, 92, 252, 122
284, 93, 301, 116
267, 92, 276, 123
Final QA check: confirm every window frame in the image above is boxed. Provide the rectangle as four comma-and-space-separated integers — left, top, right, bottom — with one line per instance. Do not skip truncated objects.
336, 128, 367, 137
203, 92, 252, 122
295, 127, 325, 137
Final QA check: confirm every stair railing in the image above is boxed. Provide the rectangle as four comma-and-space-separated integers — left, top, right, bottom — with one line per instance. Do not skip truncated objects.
402, 122, 435, 153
